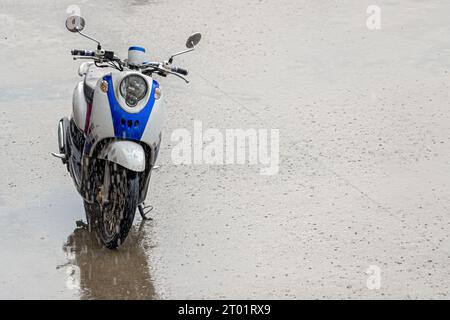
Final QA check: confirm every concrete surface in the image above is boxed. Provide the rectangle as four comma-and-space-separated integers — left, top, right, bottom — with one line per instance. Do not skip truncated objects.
0, 0, 449, 299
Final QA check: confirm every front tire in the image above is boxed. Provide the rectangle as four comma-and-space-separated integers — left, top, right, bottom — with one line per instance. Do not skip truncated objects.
84, 163, 139, 249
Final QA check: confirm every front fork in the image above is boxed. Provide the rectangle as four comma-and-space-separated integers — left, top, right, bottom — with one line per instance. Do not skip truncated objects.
89, 159, 153, 221
96, 162, 111, 207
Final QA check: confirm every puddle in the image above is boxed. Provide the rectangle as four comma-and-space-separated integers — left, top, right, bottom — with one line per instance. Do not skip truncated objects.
63, 221, 155, 299
0, 187, 155, 299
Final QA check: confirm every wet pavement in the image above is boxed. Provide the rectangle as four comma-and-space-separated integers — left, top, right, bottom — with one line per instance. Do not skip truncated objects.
1, 0, 450, 299
0, 187, 156, 299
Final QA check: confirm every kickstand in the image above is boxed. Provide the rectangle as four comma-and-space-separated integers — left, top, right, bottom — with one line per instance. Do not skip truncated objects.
138, 203, 153, 221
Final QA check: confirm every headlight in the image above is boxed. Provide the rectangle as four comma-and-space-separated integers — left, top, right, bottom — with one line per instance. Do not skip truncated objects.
119, 75, 148, 107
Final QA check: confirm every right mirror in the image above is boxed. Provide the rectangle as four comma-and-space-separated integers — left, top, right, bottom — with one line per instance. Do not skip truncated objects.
65, 15, 85, 33
186, 33, 202, 48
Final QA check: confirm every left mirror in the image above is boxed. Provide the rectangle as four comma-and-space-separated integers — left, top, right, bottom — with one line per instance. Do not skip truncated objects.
65, 15, 85, 33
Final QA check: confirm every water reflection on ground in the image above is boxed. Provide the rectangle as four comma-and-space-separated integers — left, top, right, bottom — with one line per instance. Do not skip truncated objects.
62, 221, 156, 300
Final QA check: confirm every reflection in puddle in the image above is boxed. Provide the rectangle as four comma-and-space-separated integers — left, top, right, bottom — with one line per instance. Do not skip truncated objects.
62, 220, 155, 299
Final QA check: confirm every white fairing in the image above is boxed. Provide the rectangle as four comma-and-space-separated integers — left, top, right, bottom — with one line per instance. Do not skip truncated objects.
85, 68, 165, 157
85, 65, 110, 91
87, 77, 116, 147
78, 61, 93, 77
98, 140, 146, 172
72, 81, 87, 130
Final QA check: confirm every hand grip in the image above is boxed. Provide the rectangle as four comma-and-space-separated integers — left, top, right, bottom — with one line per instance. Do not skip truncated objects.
171, 66, 188, 76
71, 49, 95, 56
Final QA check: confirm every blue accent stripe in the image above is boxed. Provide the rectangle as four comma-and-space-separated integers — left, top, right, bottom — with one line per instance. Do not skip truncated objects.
104, 74, 157, 140
128, 46, 145, 52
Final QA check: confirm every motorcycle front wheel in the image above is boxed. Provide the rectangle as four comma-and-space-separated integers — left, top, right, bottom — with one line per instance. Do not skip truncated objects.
84, 162, 139, 249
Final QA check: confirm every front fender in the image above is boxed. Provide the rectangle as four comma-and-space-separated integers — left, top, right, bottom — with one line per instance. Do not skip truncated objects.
98, 141, 146, 172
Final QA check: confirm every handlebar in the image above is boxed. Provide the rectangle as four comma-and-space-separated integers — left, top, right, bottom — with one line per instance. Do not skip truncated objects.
141, 62, 189, 83
71, 49, 95, 56
143, 62, 188, 75
71, 52, 189, 83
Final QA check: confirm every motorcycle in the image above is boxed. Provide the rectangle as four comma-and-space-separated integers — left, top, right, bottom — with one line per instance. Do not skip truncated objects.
53, 14, 201, 248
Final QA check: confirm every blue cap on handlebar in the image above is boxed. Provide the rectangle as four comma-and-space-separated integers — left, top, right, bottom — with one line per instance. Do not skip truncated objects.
128, 46, 146, 52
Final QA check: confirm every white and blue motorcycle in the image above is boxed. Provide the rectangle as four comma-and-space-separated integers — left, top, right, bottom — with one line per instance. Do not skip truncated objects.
53, 15, 201, 248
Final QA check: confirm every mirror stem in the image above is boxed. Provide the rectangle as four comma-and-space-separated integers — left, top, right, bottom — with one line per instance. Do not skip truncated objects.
77, 30, 102, 49
168, 46, 195, 63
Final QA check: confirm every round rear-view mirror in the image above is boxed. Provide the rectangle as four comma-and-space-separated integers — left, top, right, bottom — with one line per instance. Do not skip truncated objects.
186, 32, 202, 48
65, 15, 85, 33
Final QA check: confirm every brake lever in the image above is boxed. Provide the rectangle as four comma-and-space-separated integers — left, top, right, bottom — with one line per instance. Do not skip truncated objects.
73, 56, 99, 60
169, 71, 189, 84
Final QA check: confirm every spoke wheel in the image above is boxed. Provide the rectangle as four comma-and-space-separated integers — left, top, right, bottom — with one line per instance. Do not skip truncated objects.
84, 162, 139, 249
